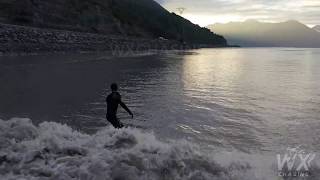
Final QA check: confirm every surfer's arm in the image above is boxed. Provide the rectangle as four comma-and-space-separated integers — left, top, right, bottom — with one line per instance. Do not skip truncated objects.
120, 101, 133, 118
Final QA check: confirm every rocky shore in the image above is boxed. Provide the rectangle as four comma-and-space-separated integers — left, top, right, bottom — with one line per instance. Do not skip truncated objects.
0, 23, 197, 56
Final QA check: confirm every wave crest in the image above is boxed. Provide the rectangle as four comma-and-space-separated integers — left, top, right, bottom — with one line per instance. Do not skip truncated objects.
0, 118, 261, 180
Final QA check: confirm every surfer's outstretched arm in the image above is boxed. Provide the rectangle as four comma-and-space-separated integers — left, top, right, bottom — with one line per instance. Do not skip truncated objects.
120, 101, 133, 118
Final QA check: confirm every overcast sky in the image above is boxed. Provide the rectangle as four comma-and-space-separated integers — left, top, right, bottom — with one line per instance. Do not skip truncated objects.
155, 0, 320, 27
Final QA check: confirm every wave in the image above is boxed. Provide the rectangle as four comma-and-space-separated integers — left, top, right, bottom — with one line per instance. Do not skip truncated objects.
0, 118, 317, 180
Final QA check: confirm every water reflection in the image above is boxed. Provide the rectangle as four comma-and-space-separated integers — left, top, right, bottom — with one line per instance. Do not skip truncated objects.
1, 48, 320, 152
182, 49, 244, 104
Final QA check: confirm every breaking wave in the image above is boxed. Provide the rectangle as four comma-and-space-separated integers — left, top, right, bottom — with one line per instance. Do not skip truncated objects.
0, 118, 318, 180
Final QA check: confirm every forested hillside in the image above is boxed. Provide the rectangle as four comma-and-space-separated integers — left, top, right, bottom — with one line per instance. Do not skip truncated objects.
0, 0, 227, 46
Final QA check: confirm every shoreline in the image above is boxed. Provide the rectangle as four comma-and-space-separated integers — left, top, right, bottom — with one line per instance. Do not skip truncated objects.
0, 23, 228, 56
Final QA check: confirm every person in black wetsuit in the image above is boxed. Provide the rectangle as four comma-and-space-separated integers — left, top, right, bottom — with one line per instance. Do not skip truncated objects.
106, 83, 133, 128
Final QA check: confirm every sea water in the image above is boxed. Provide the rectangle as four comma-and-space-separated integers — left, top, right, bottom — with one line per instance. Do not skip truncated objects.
0, 48, 320, 179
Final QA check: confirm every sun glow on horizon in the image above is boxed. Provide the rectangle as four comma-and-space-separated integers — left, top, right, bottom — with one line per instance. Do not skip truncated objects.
181, 14, 244, 27
177, 13, 315, 27
160, 0, 320, 27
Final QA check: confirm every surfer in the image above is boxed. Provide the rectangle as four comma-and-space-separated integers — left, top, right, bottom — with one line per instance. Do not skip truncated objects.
106, 83, 133, 128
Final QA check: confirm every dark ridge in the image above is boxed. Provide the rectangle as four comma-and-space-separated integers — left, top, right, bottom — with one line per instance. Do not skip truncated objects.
0, 0, 227, 46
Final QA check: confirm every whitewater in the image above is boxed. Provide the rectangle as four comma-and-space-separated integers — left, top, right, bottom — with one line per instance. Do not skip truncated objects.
0, 118, 268, 180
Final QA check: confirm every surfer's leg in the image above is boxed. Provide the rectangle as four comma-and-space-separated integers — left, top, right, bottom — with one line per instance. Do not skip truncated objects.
114, 118, 124, 128
107, 115, 123, 129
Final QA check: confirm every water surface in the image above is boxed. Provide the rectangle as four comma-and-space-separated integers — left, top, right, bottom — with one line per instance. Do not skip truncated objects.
0, 48, 319, 154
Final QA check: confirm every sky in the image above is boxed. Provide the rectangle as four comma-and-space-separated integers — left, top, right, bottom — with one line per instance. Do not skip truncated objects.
155, 0, 320, 27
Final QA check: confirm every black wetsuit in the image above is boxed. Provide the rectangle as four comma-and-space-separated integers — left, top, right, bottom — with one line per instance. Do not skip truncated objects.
106, 92, 132, 128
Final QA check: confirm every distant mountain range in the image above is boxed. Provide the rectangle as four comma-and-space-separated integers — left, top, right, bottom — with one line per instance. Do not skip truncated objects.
207, 20, 320, 47
313, 25, 320, 32
0, 0, 227, 46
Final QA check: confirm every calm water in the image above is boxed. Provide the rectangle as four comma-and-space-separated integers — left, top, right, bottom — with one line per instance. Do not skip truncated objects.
1, 48, 320, 154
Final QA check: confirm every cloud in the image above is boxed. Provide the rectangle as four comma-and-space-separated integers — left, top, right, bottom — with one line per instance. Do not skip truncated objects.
154, 0, 320, 26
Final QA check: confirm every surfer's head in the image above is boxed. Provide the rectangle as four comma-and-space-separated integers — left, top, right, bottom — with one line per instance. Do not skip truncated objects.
110, 83, 118, 92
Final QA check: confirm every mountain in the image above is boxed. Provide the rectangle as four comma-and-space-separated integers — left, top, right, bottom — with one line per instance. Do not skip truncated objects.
207, 20, 320, 47
313, 25, 320, 32
0, 0, 227, 46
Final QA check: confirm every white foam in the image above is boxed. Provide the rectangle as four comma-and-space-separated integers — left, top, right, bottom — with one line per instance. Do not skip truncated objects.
0, 118, 317, 180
